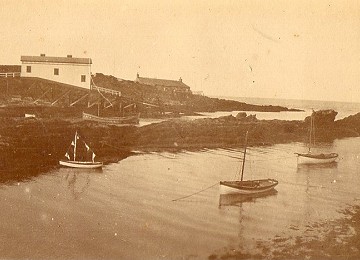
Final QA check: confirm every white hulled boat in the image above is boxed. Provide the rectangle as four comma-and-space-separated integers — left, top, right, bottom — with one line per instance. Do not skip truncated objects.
59, 131, 103, 169
220, 131, 278, 195
296, 110, 338, 165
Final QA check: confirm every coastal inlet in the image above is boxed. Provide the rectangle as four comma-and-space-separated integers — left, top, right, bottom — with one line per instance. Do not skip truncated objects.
0, 137, 359, 259
1, 103, 360, 259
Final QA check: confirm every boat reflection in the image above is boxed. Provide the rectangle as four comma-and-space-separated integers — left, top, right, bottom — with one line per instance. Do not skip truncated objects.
218, 189, 278, 207
61, 167, 102, 200
296, 161, 338, 173
61, 167, 103, 175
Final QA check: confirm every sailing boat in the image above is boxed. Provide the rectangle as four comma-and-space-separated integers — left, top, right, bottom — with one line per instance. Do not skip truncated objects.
59, 131, 103, 169
220, 131, 278, 195
296, 110, 338, 164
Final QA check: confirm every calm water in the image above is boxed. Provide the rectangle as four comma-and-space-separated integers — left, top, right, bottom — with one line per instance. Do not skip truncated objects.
140, 97, 360, 126
214, 96, 360, 120
1, 137, 360, 259
3, 97, 360, 259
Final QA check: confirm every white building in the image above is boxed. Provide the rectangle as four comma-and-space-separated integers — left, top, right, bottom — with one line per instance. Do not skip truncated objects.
20, 54, 92, 89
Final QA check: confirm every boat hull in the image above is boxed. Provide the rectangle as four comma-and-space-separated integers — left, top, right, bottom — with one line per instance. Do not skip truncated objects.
59, 160, 103, 169
219, 179, 278, 195
83, 112, 139, 125
296, 153, 338, 165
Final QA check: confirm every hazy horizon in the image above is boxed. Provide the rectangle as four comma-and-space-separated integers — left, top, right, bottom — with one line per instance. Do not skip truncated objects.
1, 0, 359, 103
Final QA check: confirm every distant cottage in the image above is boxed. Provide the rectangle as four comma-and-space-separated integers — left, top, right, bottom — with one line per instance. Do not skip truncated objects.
135, 73, 191, 93
20, 54, 92, 89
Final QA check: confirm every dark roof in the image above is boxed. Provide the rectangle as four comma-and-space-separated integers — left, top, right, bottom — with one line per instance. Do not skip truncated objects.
21, 55, 92, 65
136, 76, 190, 89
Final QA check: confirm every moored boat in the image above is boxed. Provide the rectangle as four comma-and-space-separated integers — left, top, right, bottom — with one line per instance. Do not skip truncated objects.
220, 131, 278, 195
59, 160, 103, 169
296, 110, 338, 165
220, 179, 279, 195
296, 152, 338, 164
59, 131, 103, 169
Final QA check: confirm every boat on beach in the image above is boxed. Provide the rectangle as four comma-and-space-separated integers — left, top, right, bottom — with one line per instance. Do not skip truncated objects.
82, 112, 140, 125
59, 131, 103, 169
296, 110, 338, 165
220, 131, 278, 195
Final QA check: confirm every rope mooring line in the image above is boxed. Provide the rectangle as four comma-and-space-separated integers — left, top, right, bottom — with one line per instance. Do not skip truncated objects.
172, 182, 219, 202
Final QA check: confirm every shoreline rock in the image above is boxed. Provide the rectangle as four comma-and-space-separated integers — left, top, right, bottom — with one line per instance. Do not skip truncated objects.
210, 204, 360, 259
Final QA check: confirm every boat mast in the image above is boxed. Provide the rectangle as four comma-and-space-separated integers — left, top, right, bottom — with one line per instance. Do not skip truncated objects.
240, 131, 249, 181
308, 111, 313, 153
312, 111, 316, 148
74, 131, 78, 161
309, 110, 315, 153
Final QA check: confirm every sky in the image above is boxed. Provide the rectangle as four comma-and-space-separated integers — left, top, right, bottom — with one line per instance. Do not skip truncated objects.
0, 0, 359, 102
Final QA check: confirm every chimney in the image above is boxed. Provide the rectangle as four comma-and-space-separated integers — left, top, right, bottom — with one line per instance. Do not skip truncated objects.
136, 72, 139, 78
40, 54, 45, 57
67, 55, 72, 58
179, 77, 182, 82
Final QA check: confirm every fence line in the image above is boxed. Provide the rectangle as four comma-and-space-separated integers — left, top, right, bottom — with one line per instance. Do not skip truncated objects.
0, 72, 20, 77
91, 85, 121, 96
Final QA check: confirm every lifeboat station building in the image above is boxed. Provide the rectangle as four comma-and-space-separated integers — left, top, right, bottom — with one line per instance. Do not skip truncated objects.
20, 54, 92, 89
135, 73, 191, 93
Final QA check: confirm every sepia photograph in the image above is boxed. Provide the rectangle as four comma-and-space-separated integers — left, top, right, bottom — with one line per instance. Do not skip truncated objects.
0, 0, 360, 259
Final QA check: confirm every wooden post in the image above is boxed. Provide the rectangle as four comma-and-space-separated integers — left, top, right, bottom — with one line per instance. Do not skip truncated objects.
6, 78, 9, 97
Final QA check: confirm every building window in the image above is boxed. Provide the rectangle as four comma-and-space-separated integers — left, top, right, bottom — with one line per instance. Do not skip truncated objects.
26, 66, 31, 73
81, 75, 86, 82
54, 68, 59, 75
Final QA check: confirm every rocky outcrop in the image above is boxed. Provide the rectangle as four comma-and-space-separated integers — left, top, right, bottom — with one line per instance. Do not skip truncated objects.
236, 112, 247, 119
305, 109, 338, 126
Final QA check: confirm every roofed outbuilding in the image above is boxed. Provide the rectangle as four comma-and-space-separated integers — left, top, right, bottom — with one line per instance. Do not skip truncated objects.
135, 73, 191, 93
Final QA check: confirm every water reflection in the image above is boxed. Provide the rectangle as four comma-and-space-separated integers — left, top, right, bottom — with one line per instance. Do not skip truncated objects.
62, 168, 102, 199
296, 161, 338, 173
218, 189, 278, 207
1, 137, 359, 259
0, 157, 55, 185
